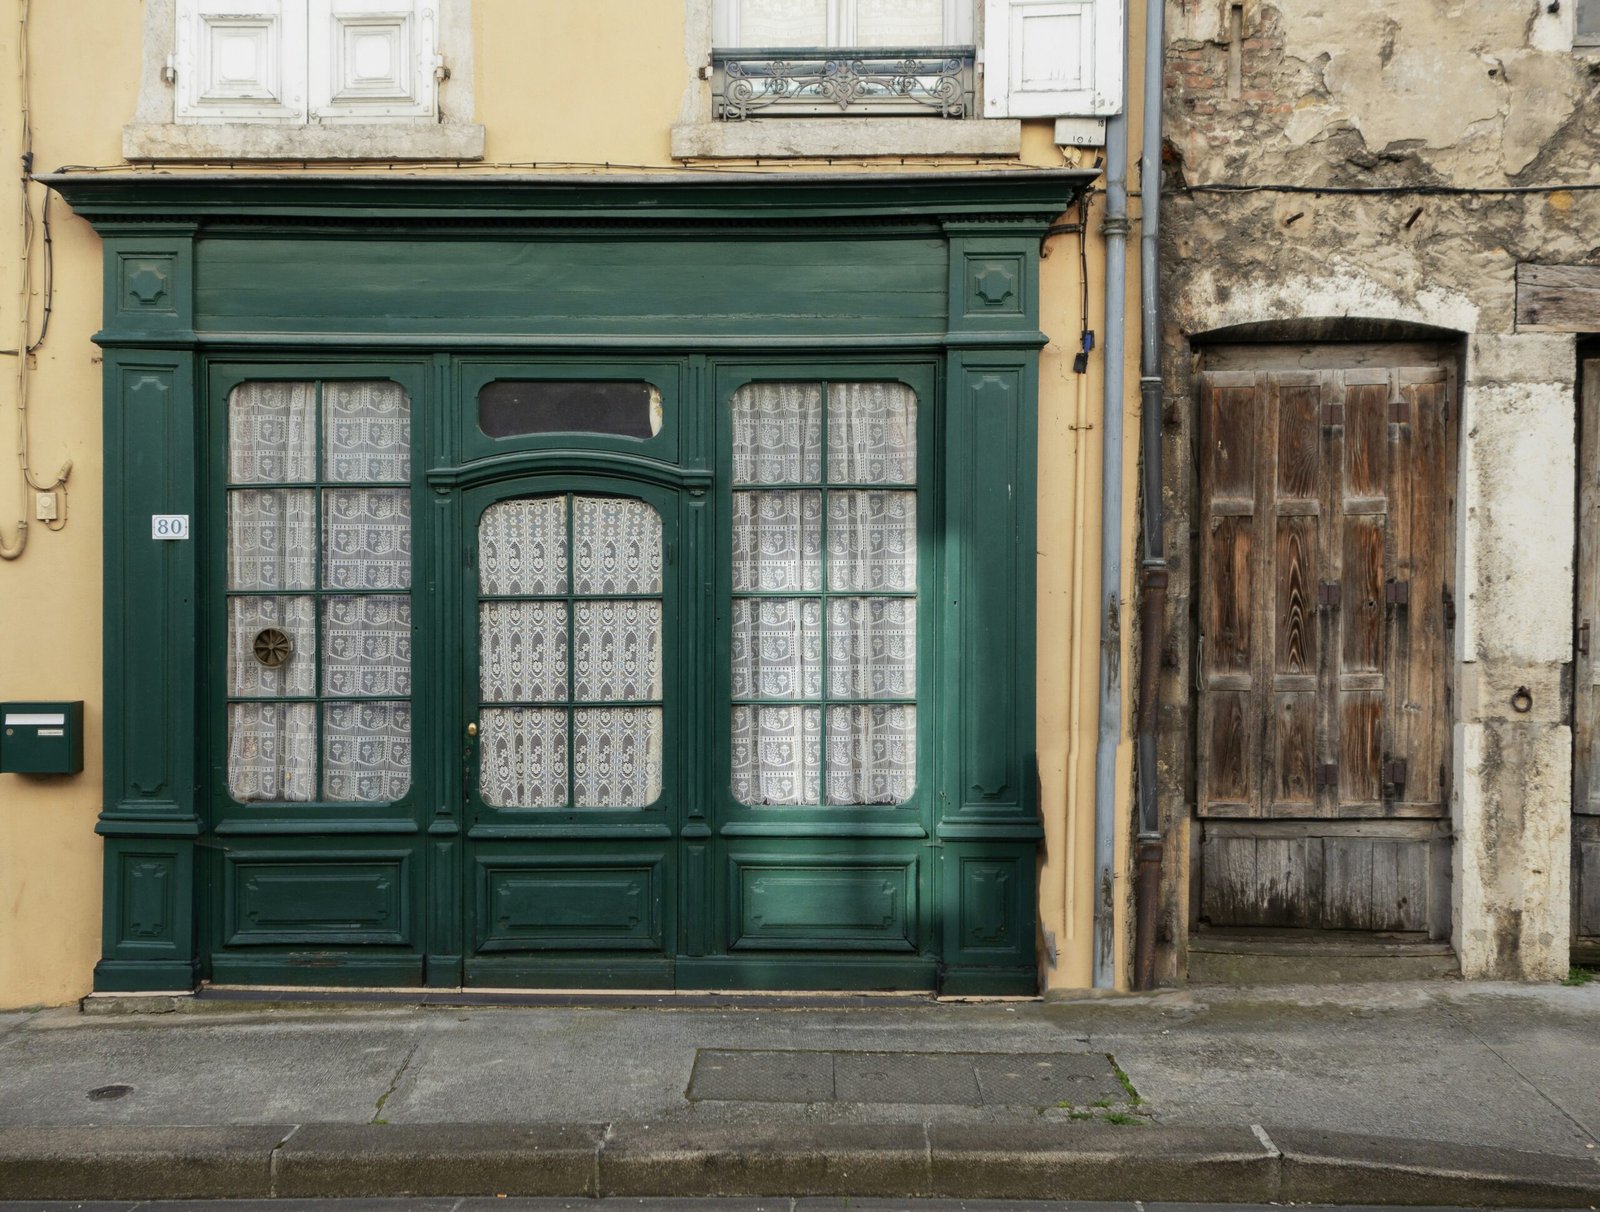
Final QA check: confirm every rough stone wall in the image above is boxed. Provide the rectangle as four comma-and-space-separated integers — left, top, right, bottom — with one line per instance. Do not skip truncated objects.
1156, 0, 1596, 981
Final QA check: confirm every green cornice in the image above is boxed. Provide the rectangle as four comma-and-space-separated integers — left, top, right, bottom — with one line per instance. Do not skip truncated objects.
38, 168, 1097, 232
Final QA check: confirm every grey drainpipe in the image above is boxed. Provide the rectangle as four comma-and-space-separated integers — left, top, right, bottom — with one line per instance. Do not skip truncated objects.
1091, 22, 1132, 989
1133, 0, 1169, 991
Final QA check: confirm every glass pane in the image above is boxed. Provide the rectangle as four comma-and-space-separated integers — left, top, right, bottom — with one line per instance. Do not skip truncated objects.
825, 704, 916, 805
228, 595, 315, 697
737, 0, 827, 45
228, 381, 314, 484
733, 597, 821, 700
732, 383, 822, 485
1581, 0, 1600, 38
228, 489, 315, 591
322, 596, 412, 697
228, 701, 316, 802
478, 381, 662, 440
480, 707, 568, 807
732, 489, 823, 592
573, 497, 664, 595
479, 497, 568, 596
731, 704, 820, 805
828, 382, 917, 484
826, 597, 915, 699
480, 601, 568, 702
575, 600, 663, 702
855, 0, 945, 44
826, 490, 916, 591
324, 381, 411, 483
574, 707, 663, 807
323, 488, 412, 590
323, 701, 411, 803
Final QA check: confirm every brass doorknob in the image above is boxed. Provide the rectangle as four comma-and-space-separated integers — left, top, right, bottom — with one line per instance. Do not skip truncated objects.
466, 722, 478, 738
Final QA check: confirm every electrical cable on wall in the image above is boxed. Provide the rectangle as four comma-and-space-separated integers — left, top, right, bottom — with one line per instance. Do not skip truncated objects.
3, 0, 70, 560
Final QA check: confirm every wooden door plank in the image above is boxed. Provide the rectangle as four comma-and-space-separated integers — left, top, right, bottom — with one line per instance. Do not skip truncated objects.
1198, 373, 1267, 818
1390, 374, 1449, 816
1315, 371, 1342, 818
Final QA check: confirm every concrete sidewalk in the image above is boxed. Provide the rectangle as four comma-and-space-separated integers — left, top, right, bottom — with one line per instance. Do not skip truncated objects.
0, 981, 1596, 1203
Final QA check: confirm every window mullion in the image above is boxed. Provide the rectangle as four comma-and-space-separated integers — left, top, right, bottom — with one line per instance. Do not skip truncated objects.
818, 380, 830, 806
565, 492, 577, 808
312, 380, 325, 803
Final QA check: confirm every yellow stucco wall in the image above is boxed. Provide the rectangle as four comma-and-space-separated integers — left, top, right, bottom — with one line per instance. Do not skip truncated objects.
0, 0, 1144, 1007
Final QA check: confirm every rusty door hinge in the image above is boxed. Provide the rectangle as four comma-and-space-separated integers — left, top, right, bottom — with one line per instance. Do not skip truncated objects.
1383, 758, 1408, 792
1385, 579, 1409, 605
1443, 586, 1456, 629
1322, 402, 1345, 427
1389, 399, 1410, 425
1580, 619, 1590, 656
1319, 581, 1342, 607
1315, 762, 1338, 789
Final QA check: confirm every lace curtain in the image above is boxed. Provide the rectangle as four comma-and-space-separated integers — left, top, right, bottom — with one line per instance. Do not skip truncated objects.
730, 381, 918, 806
225, 380, 413, 804
478, 495, 664, 809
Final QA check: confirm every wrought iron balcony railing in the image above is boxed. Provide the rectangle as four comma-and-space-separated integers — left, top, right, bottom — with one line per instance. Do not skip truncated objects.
712, 47, 976, 120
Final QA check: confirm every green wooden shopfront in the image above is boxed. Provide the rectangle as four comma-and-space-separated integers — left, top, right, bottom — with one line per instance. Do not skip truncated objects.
49, 170, 1092, 996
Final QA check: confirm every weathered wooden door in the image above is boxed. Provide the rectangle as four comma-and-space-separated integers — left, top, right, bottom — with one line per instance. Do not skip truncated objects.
1573, 357, 1600, 958
1196, 347, 1455, 936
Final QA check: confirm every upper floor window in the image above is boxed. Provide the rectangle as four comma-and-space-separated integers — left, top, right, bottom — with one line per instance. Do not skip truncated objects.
713, 0, 973, 49
176, 0, 439, 123
711, 0, 976, 119
705, 0, 1120, 121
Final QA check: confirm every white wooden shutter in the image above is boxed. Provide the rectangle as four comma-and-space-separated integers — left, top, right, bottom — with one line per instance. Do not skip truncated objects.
308, 0, 437, 121
174, 0, 307, 122
982, 0, 1123, 117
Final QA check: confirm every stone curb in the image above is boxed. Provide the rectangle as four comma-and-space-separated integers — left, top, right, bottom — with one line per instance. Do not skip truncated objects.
0, 1121, 1596, 1204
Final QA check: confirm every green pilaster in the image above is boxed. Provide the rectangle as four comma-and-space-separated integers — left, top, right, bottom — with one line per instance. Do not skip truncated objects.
937, 222, 1046, 994
95, 226, 202, 992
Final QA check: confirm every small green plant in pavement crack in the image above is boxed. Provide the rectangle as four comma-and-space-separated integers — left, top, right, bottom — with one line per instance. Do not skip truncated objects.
1562, 966, 1595, 987
1109, 1057, 1144, 1106
371, 1042, 418, 1125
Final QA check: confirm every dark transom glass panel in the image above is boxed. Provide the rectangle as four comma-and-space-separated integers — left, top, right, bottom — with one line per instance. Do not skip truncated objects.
478, 381, 663, 440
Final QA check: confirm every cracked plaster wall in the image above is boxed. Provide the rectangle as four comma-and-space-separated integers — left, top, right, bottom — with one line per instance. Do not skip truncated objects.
1159, 0, 1596, 981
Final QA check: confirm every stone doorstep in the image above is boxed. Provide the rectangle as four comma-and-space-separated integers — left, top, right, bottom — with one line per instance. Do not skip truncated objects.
1, 1122, 1598, 1204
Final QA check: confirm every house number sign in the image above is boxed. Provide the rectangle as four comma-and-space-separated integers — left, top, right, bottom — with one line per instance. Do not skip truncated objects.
151, 514, 190, 540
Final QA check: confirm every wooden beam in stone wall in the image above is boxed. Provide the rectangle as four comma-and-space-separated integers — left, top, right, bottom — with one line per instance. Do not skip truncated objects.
1517, 263, 1600, 333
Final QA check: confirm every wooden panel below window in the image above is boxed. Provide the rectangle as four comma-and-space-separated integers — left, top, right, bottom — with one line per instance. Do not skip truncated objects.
1201, 824, 1442, 934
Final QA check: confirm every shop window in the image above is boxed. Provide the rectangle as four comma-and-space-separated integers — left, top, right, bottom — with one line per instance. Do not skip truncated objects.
729, 381, 918, 806
225, 380, 414, 804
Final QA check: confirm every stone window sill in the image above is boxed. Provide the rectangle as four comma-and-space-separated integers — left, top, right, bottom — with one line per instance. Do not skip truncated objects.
123, 122, 487, 163
671, 117, 1021, 160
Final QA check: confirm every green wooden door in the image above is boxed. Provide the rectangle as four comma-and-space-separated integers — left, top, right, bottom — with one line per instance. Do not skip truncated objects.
460, 476, 684, 989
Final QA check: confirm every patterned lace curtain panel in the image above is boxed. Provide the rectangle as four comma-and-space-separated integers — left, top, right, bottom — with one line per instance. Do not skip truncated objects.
730, 381, 918, 806
225, 380, 414, 804
477, 496, 666, 809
